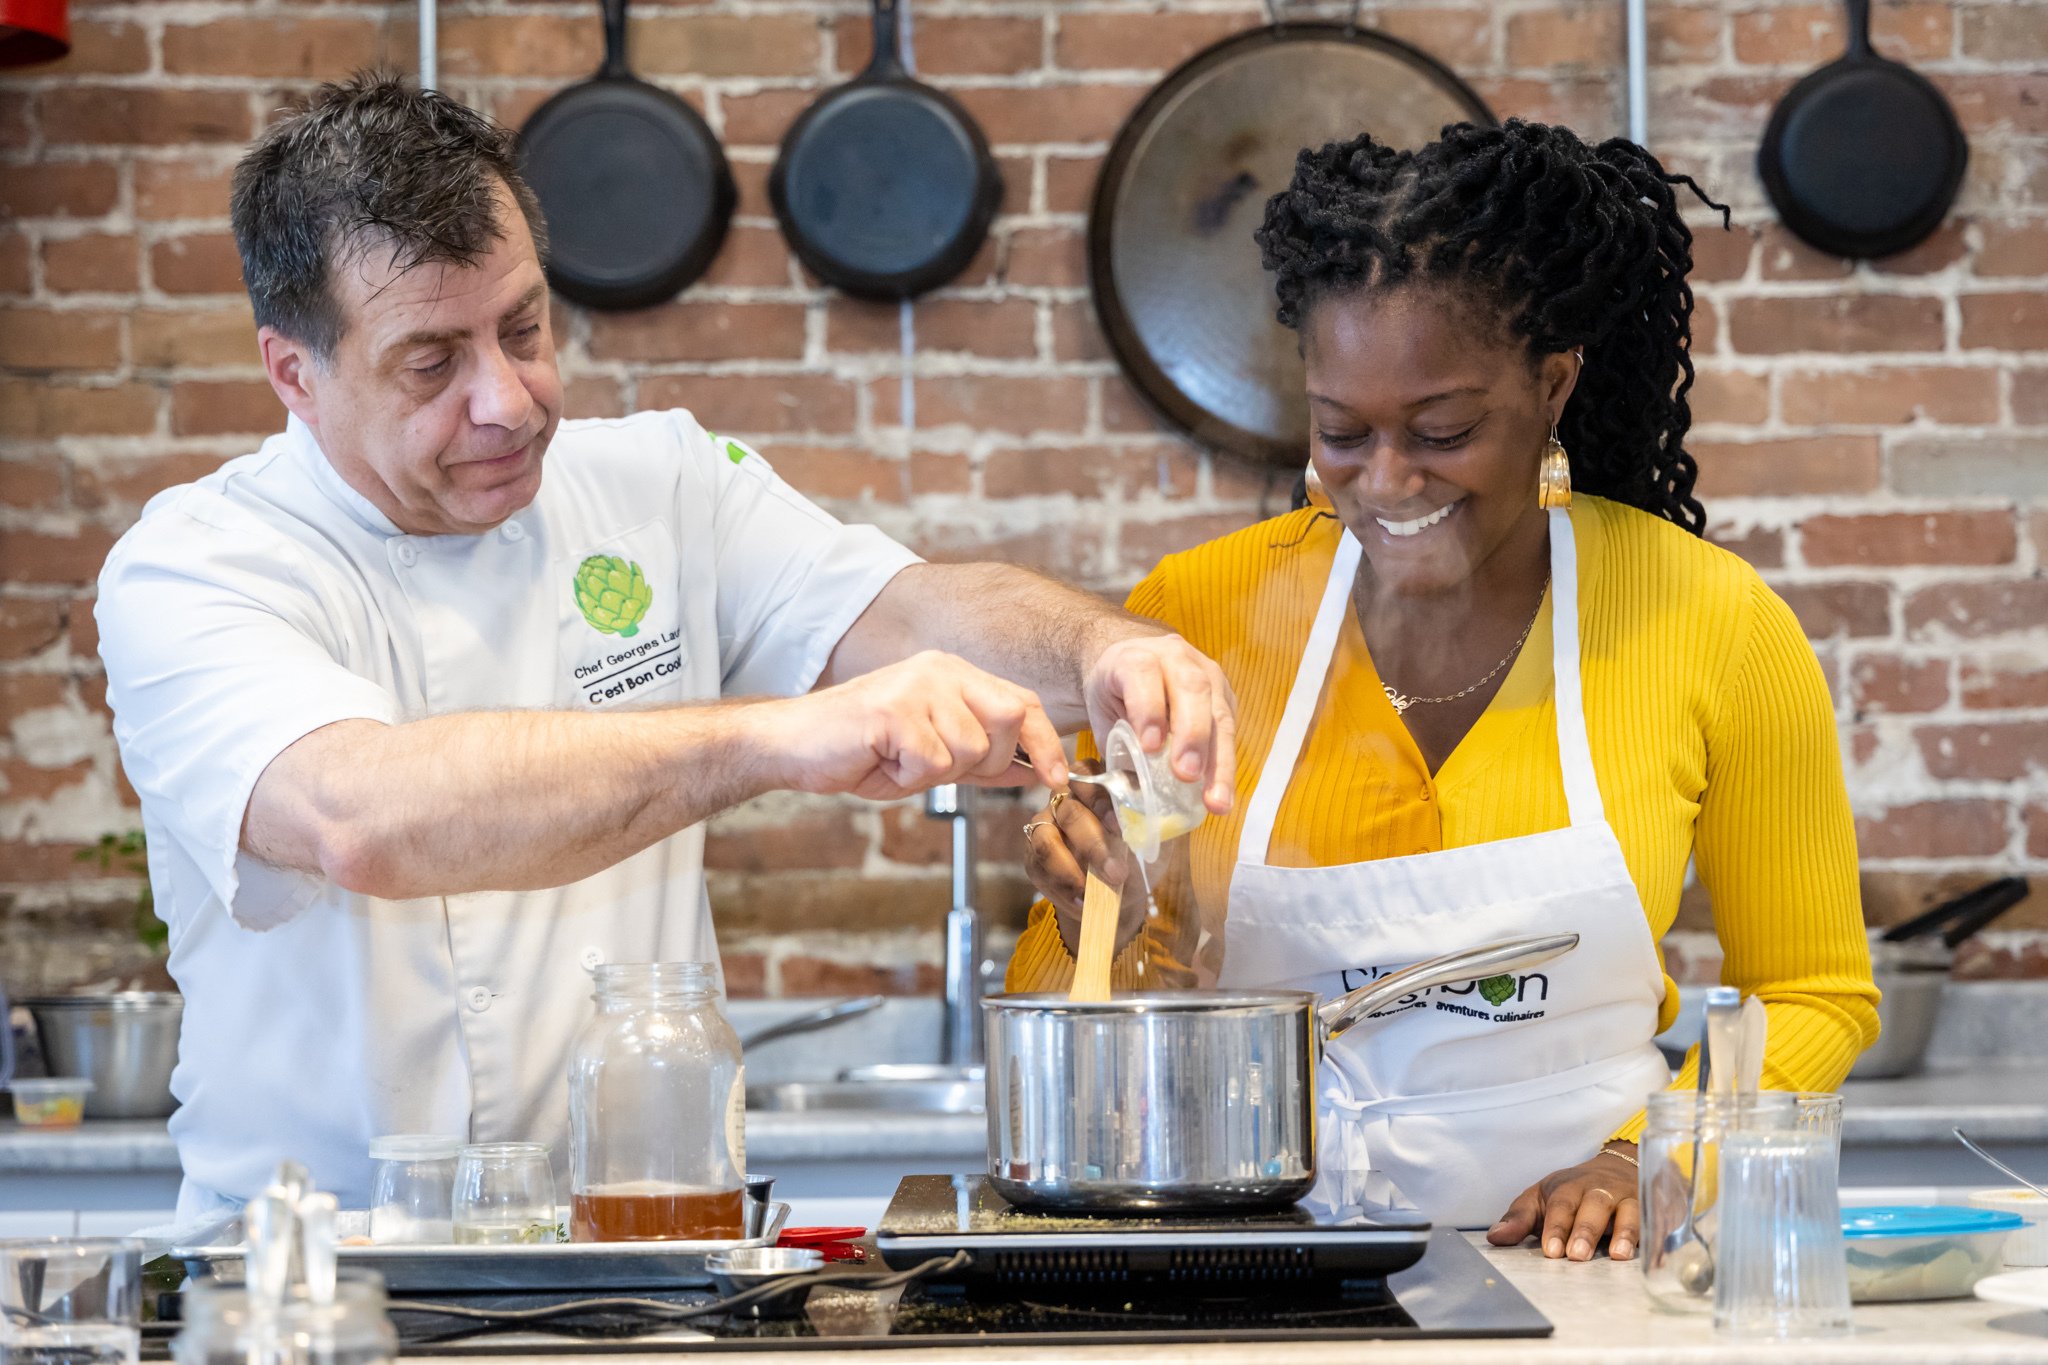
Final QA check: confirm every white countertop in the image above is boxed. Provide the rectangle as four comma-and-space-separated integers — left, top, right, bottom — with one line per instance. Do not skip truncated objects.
9, 1066, 2043, 1175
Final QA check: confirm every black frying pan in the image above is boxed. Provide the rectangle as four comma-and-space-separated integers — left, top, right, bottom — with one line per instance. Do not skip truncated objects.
1089, 13, 1492, 469
770, 0, 1001, 301
518, 0, 735, 311
1758, 0, 1966, 260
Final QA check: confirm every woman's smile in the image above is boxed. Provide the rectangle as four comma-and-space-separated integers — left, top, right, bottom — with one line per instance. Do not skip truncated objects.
1374, 498, 1464, 538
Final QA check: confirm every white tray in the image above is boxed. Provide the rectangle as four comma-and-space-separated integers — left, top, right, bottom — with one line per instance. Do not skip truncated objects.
172, 1203, 790, 1292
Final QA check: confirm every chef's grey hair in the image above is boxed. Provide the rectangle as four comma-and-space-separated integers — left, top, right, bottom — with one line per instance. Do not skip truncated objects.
229, 70, 549, 362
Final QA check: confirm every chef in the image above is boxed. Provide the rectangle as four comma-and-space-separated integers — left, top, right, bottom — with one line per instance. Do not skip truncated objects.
97, 72, 1235, 1222
1011, 123, 1877, 1255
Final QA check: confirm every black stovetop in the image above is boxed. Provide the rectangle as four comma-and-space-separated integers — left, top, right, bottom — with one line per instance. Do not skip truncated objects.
334, 1177, 1551, 1352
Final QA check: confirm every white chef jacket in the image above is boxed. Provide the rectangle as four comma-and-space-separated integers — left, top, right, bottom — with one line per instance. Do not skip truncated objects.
97, 409, 920, 1211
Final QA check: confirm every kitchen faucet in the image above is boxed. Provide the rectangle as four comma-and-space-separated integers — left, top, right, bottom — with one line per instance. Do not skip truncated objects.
926, 784, 986, 1070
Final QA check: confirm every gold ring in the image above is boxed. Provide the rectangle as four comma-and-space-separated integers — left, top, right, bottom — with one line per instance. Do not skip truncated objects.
1022, 821, 1053, 838
1048, 791, 1067, 812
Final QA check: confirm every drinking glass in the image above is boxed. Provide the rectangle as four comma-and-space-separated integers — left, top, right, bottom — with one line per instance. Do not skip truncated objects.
452, 1143, 559, 1244
173, 1275, 395, 1365
1639, 1090, 1794, 1312
1712, 1129, 1852, 1339
0, 1237, 142, 1365
1792, 1091, 1843, 1164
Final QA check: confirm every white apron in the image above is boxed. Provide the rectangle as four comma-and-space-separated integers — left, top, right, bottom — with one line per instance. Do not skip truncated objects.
1217, 509, 1669, 1228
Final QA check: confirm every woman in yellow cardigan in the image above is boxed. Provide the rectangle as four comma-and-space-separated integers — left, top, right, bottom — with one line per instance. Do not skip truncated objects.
1012, 121, 1877, 1260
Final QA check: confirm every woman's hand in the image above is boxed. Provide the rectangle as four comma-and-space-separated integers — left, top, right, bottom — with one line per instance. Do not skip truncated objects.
1486, 1144, 1640, 1261
1023, 777, 1151, 957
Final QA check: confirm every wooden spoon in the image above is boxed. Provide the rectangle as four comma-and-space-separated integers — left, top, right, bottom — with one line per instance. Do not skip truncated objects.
1069, 871, 1119, 1002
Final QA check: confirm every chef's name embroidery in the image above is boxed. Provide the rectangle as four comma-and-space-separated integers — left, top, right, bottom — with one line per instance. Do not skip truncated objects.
1338, 966, 1551, 1024
573, 626, 683, 704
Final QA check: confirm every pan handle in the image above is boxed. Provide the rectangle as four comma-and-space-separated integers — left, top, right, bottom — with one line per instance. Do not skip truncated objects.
866, 0, 908, 79
1844, 0, 1873, 58
599, 0, 630, 79
1317, 933, 1580, 1042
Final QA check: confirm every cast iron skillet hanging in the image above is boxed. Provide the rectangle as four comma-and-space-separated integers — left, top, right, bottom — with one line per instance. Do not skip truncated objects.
1089, 2, 1492, 469
1758, 0, 1966, 260
770, 0, 1002, 301
517, 0, 735, 311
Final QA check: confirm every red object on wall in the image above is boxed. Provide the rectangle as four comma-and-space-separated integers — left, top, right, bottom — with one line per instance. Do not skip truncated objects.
0, 0, 68, 67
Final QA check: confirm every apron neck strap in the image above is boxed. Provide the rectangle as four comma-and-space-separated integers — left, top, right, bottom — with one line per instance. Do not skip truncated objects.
1236, 508, 1602, 869
1547, 507, 1605, 828
1236, 530, 1361, 865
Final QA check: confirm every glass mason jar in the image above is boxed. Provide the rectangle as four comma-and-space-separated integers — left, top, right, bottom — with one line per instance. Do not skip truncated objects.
1640, 1089, 1795, 1312
568, 962, 746, 1242
367, 1134, 461, 1244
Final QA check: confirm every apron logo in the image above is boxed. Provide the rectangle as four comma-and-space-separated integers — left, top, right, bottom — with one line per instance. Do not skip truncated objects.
573, 555, 653, 637
1477, 974, 1517, 1006
1339, 964, 1551, 1022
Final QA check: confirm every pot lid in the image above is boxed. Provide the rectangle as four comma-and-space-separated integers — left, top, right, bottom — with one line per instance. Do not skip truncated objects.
1842, 1206, 2026, 1239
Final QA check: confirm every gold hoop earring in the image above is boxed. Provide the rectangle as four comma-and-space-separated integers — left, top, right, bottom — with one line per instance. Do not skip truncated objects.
1304, 462, 1325, 497
1537, 426, 1572, 510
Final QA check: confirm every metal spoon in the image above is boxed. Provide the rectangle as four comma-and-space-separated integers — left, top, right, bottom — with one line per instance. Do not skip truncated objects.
1665, 986, 1739, 1296
1954, 1127, 2048, 1199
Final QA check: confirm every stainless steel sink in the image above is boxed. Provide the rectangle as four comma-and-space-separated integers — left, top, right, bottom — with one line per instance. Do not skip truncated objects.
745, 1079, 985, 1115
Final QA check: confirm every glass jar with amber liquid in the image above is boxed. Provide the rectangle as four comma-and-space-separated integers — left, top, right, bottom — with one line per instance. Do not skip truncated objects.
569, 962, 746, 1241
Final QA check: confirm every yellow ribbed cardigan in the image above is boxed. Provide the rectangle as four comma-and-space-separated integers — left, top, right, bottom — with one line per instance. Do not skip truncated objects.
1007, 496, 1879, 1144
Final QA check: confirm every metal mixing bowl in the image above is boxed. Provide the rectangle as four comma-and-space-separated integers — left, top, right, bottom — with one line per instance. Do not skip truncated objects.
25, 992, 182, 1118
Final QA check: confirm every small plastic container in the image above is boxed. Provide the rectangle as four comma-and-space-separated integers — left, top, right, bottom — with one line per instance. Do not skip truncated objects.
8, 1077, 94, 1127
1967, 1190, 2048, 1267
1841, 1206, 2025, 1301
367, 1135, 462, 1244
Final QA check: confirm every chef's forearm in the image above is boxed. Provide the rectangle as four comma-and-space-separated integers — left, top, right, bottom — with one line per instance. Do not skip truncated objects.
244, 702, 785, 899
822, 562, 1164, 730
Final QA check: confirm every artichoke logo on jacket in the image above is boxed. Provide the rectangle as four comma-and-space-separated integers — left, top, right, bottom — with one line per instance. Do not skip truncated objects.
574, 555, 652, 637
711, 432, 763, 467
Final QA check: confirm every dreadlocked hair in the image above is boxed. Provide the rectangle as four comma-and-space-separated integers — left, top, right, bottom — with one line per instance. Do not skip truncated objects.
1255, 119, 1731, 536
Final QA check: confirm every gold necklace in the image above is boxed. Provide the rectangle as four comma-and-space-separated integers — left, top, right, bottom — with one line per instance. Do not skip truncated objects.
1379, 580, 1548, 716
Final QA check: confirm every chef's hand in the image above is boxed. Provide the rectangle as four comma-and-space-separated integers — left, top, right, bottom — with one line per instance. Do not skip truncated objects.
1486, 1144, 1641, 1262
768, 650, 1067, 800
1023, 777, 1150, 956
1084, 634, 1238, 816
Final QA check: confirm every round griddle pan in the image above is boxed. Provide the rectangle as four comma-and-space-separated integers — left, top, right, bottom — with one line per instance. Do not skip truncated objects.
1758, 0, 1966, 260
770, 0, 1002, 301
518, 0, 735, 311
1090, 17, 1493, 469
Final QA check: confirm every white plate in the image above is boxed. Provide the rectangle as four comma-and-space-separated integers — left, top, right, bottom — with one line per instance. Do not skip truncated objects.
1973, 1267, 2048, 1309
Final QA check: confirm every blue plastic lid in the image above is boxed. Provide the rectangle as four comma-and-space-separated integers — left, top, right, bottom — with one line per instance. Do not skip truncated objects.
1842, 1206, 2026, 1239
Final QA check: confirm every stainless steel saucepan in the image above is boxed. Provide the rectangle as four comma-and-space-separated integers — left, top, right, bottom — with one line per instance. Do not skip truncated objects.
984, 933, 1579, 1213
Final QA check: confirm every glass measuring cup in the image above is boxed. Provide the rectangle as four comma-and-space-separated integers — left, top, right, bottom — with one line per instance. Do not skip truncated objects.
1069, 718, 1207, 865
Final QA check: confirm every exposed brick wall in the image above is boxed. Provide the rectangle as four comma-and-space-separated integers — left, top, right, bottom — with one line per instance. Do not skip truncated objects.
3, 0, 2045, 996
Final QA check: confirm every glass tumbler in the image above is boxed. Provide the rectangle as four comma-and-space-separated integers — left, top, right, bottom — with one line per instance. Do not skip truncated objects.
0, 1237, 142, 1365
452, 1143, 559, 1244
367, 1134, 462, 1244
174, 1275, 396, 1365
1792, 1092, 1844, 1166
1640, 1090, 1794, 1312
1712, 1129, 1852, 1339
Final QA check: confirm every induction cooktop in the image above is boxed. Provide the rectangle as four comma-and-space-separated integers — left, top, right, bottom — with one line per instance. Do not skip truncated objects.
330, 1175, 1549, 1351
875, 1173, 1433, 1292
